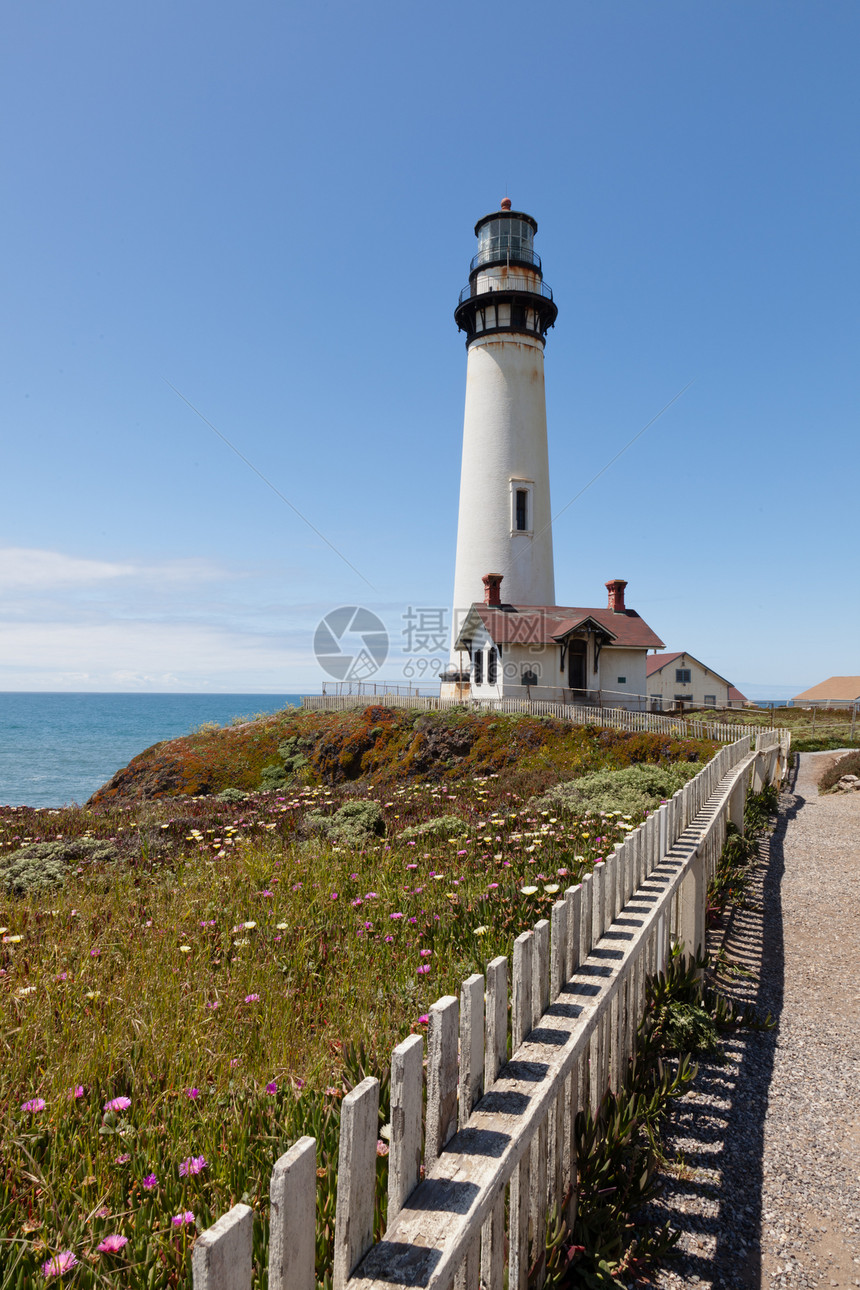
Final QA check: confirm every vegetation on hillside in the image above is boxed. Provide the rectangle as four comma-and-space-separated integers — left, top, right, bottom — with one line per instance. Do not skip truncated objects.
687, 704, 857, 752
0, 708, 718, 1288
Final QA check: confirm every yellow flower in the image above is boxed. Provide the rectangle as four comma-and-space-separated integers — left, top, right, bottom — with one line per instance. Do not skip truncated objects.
276, 923, 288, 930
3, 933, 23, 944
474, 926, 489, 935
543, 883, 560, 894
520, 886, 538, 896
179, 945, 192, 953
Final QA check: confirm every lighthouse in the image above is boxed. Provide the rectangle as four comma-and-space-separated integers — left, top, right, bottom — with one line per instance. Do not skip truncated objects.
444, 199, 558, 687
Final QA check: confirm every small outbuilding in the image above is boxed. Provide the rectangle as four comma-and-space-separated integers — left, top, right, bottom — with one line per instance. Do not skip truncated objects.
792, 677, 860, 708
448, 576, 664, 709
645, 652, 746, 712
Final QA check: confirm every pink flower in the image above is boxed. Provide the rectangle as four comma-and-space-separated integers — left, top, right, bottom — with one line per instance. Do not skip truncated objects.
330, 892, 338, 901
266, 1081, 278, 1094
67, 1085, 84, 1099
179, 1155, 207, 1177
419, 948, 432, 957
417, 964, 430, 975
206, 1000, 220, 1010
185, 1087, 200, 1099
90, 948, 101, 957
104, 1096, 131, 1113
142, 1173, 158, 1190
97, 1234, 128, 1254
172, 1211, 195, 1227
292, 1077, 305, 1091
116, 1153, 131, 1165
41, 1250, 78, 1277
55, 972, 69, 982
376, 1139, 389, 1157
21, 1097, 46, 1113
244, 993, 260, 1003
417, 1014, 429, 1025
390, 912, 403, 920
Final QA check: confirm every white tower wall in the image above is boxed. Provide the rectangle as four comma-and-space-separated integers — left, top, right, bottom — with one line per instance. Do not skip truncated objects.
451, 331, 555, 633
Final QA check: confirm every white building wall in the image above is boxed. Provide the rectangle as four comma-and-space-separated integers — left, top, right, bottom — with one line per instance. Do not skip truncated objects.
647, 654, 731, 709
598, 648, 648, 708
450, 332, 555, 653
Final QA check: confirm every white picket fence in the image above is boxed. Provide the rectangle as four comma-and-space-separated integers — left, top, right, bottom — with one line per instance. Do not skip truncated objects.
192, 729, 787, 1290
301, 692, 771, 747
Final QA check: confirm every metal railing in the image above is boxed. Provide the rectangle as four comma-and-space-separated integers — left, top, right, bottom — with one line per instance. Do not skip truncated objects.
470, 245, 541, 273
458, 276, 554, 305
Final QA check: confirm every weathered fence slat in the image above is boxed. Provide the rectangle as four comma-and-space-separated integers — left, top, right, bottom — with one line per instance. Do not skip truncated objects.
333, 1077, 380, 1290
269, 1137, 316, 1290
388, 1035, 423, 1224
426, 996, 459, 1169
192, 1203, 253, 1290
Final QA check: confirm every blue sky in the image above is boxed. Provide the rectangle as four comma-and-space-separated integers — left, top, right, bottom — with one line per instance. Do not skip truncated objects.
1, 1, 857, 699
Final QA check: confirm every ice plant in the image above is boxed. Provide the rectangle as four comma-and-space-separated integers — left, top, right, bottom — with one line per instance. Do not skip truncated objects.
142, 1173, 158, 1190
185, 1087, 200, 1099
244, 993, 260, 1003
21, 1097, 46, 1113
41, 1251, 78, 1278
179, 1155, 207, 1177
97, 1234, 128, 1253
172, 1211, 195, 1227
104, 1096, 131, 1113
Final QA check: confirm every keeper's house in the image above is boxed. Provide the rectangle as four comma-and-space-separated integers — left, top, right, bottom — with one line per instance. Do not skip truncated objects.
452, 576, 664, 709
646, 651, 747, 711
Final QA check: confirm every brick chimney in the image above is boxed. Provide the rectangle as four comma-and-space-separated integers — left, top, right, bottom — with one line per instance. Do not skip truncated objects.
605, 578, 627, 613
482, 573, 503, 607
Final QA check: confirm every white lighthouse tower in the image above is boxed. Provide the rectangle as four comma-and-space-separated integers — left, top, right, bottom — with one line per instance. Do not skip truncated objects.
444, 199, 558, 689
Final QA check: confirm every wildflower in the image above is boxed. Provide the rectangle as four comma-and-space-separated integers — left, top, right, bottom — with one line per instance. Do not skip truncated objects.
21, 1097, 46, 1113
41, 1250, 78, 1277
544, 883, 560, 894
419, 948, 432, 956
55, 972, 69, 981
116, 1153, 131, 1165
172, 1211, 195, 1227
2, 933, 23, 944
262, 890, 273, 897
244, 921, 257, 930
384, 934, 394, 943
230, 1058, 240, 1068
179, 945, 191, 953
376, 1139, 389, 1157
266, 1081, 278, 1094
90, 948, 101, 957
417, 1014, 429, 1025
97, 1234, 128, 1253
142, 1173, 158, 1190
325, 1086, 342, 1098
179, 1155, 207, 1177
68, 1085, 84, 1099
185, 1087, 200, 1100
276, 922, 288, 930
104, 1096, 131, 1113
417, 964, 430, 975
389, 911, 403, 920
520, 886, 538, 896
244, 993, 260, 1003
474, 925, 489, 936
206, 1001, 220, 1010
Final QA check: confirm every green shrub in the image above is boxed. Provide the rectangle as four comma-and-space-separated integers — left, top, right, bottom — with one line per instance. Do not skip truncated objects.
399, 813, 464, 843
307, 799, 385, 847
529, 761, 700, 820
216, 787, 247, 802
2, 838, 119, 896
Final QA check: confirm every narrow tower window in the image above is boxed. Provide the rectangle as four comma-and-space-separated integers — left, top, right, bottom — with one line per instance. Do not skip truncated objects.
473, 649, 484, 686
515, 489, 528, 531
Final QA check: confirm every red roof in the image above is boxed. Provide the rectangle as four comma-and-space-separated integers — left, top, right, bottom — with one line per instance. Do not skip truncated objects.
728, 685, 748, 704
645, 651, 684, 678
459, 604, 665, 651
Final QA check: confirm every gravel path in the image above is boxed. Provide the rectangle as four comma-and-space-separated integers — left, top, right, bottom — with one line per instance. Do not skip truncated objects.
633, 751, 860, 1290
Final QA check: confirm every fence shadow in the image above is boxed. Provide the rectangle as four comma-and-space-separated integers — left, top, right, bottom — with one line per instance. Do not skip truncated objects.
644, 762, 802, 1289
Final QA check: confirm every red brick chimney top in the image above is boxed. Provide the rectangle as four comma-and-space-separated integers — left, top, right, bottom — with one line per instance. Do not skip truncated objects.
483, 573, 503, 607
606, 578, 628, 612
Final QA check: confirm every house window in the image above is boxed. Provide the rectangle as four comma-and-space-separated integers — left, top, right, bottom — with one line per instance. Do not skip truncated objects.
515, 489, 528, 532
675, 668, 691, 684
488, 647, 498, 684
473, 650, 483, 686
704, 695, 716, 707
617, 676, 626, 685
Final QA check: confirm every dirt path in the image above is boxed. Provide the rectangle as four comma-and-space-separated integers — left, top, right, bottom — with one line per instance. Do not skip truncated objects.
634, 752, 860, 1290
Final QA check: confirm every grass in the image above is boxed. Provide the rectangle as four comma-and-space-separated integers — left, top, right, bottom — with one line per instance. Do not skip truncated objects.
0, 709, 718, 1288
686, 704, 858, 752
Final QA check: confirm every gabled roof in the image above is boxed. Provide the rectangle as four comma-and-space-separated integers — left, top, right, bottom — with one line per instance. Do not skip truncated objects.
645, 650, 733, 689
792, 676, 860, 704
455, 603, 665, 652
728, 686, 748, 704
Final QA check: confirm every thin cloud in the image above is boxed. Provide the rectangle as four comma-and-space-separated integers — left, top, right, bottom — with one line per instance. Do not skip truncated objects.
0, 549, 229, 591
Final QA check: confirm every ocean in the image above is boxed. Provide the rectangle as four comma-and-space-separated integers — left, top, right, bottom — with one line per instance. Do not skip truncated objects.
0, 693, 303, 809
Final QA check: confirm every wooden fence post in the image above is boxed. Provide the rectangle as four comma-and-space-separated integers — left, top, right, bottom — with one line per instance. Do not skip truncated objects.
481, 957, 508, 1290
425, 996, 459, 1169
510, 932, 534, 1290
388, 1035, 423, 1224
193, 1204, 253, 1290
269, 1137, 316, 1290
333, 1077, 380, 1290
